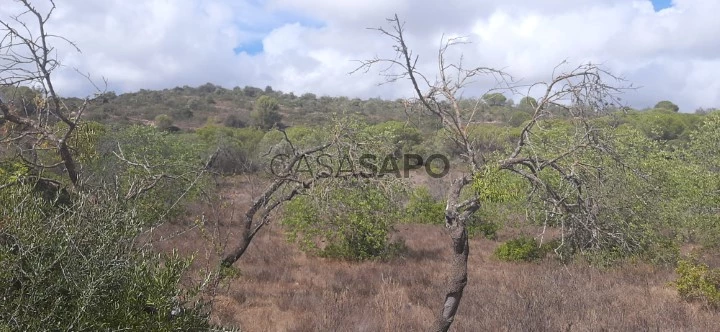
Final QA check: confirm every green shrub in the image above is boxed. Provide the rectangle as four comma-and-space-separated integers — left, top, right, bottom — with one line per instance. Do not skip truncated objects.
0, 185, 217, 330
90, 126, 209, 222
472, 163, 527, 204
195, 125, 264, 174
172, 107, 194, 120
403, 187, 445, 225
154, 114, 173, 130
402, 188, 501, 240
495, 236, 547, 262
251, 95, 282, 130
282, 179, 401, 261
675, 259, 720, 309
467, 217, 499, 240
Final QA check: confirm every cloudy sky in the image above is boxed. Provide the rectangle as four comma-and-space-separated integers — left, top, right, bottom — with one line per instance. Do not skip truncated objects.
2, 0, 718, 112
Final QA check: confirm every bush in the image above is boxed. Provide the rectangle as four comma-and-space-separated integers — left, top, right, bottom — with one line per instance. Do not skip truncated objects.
494, 237, 548, 262
0, 185, 215, 330
403, 187, 444, 225
251, 96, 282, 130
173, 107, 194, 120
223, 114, 246, 128
282, 179, 402, 261
154, 114, 173, 130
402, 187, 500, 240
675, 259, 720, 309
195, 125, 264, 174
89, 126, 209, 221
467, 217, 499, 240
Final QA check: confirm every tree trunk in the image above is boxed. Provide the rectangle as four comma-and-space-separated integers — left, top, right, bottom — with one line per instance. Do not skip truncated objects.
221, 215, 254, 267
59, 143, 79, 188
432, 224, 469, 332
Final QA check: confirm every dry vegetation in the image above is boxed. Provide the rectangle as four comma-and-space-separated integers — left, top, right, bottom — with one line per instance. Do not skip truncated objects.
149, 175, 720, 332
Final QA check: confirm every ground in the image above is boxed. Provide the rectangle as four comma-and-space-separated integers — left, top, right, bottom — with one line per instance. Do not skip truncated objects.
151, 175, 720, 331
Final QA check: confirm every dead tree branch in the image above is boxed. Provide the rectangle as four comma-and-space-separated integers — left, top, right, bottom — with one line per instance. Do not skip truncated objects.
0, 0, 101, 189
355, 14, 629, 331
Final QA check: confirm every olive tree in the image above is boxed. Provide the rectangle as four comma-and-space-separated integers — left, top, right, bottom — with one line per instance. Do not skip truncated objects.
353, 15, 630, 331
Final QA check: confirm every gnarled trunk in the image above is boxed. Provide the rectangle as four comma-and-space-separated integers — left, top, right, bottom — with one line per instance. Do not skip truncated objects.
432, 224, 469, 332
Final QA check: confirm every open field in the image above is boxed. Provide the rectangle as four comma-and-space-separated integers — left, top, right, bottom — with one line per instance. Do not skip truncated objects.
150, 177, 720, 332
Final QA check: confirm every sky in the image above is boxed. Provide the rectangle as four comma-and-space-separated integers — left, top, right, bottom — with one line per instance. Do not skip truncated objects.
1, 0, 718, 112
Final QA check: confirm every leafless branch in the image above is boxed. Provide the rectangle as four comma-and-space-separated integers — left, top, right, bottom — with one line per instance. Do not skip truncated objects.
355, 14, 630, 331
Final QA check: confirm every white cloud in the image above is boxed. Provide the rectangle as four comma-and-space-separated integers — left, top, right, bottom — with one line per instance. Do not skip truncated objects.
1, 0, 719, 112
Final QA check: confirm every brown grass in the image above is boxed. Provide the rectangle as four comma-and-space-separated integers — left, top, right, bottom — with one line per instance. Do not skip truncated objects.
149, 176, 720, 331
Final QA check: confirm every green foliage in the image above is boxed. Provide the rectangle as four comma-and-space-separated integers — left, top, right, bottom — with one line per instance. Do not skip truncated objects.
282, 179, 402, 261
0, 185, 215, 330
654, 100, 680, 112
466, 216, 499, 240
89, 125, 209, 222
243, 86, 262, 97
154, 114, 174, 131
402, 187, 500, 240
223, 113, 246, 128
606, 113, 719, 247
402, 187, 445, 225
0, 86, 40, 115
0, 160, 29, 184
670, 113, 720, 245
494, 237, 550, 262
67, 121, 107, 165
519, 96, 538, 108
483, 93, 507, 106
675, 259, 720, 309
251, 95, 282, 130
689, 111, 720, 170
466, 124, 522, 154
501, 119, 676, 258
506, 109, 533, 127
173, 107, 194, 120
620, 109, 700, 141
472, 163, 527, 203
196, 125, 264, 174
363, 121, 422, 156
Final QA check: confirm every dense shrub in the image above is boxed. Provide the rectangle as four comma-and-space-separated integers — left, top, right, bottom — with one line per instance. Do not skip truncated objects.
495, 237, 549, 262
403, 187, 445, 225
403, 187, 500, 240
173, 107, 194, 120
154, 114, 174, 130
675, 259, 720, 309
89, 126, 209, 221
0, 186, 216, 330
251, 95, 282, 130
362, 121, 422, 156
223, 114, 246, 128
282, 179, 402, 261
467, 217, 500, 240
195, 125, 264, 174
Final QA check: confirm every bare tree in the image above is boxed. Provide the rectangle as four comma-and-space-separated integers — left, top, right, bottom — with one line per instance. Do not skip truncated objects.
0, 1, 207, 202
220, 134, 337, 267
219, 121, 401, 267
0, 0, 94, 190
354, 15, 628, 331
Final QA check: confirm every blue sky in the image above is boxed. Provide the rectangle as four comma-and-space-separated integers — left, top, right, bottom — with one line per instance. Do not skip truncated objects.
2, 0, 719, 112
651, 0, 673, 11
232, 8, 326, 55
233, 10, 325, 55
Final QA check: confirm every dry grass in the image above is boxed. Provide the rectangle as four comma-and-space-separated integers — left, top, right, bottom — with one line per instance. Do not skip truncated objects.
149, 176, 720, 331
